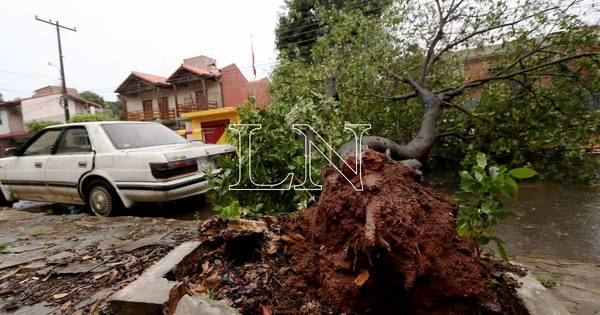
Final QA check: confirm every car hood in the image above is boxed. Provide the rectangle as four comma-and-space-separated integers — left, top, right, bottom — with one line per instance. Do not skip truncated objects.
123, 142, 235, 161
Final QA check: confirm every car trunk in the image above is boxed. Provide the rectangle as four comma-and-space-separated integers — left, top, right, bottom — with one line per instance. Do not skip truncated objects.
124, 143, 235, 180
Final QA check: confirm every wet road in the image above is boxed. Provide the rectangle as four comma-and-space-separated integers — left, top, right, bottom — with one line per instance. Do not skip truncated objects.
9, 182, 600, 263
497, 183, 600, 262
12, 197, 216, 221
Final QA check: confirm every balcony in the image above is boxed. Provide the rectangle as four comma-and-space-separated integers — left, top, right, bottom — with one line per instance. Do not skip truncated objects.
176, 101, 219, 114
126, 101, 220, 121
126, 108, 176, 121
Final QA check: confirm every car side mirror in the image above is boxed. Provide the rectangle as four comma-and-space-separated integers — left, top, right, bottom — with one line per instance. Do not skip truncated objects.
5, 147, 19, 157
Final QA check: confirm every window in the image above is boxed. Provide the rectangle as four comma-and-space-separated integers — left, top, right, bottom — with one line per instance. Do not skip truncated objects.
102, 123, 186, 149
22, 129, 62, 156
56, 128, 92, 154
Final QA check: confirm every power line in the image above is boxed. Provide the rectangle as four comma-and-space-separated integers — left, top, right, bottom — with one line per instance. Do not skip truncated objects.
0, 87, 32, 96
0, 69, 56, 79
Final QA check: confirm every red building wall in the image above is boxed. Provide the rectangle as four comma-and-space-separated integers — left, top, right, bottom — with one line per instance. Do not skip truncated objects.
220, 64, 250, 107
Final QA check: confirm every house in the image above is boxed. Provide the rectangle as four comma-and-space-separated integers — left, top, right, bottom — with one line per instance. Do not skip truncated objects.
115, 55, 270, 143
0, 99, 28, 149
20, 86, 103, 123
0, 86, 104, 150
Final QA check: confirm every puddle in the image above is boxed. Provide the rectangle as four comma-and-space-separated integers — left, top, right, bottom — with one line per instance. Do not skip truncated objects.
497, 183, 600, 262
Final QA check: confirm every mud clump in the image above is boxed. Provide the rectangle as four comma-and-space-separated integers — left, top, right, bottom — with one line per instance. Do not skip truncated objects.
288, 150, 497, 314
169, 150, 526, 314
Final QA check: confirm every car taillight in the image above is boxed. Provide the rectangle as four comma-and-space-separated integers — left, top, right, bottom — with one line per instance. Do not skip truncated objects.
149, 158, 198, 179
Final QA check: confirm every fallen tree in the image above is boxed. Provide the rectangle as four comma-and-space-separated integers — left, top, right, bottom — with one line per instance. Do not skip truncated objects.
329, 0, 599, 163
172, 151, 528, 314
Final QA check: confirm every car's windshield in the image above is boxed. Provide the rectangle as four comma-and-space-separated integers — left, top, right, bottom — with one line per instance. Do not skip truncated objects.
102, 123, 187, 149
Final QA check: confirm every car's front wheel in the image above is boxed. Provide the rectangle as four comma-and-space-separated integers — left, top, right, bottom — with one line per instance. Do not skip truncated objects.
86, 180, 123, 217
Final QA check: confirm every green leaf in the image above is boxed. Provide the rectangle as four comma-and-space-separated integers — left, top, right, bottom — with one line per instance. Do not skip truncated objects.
509, 167, 538, 179
503, 176, 518, 199
476, 152, 487, 169
491, 237, 509, 262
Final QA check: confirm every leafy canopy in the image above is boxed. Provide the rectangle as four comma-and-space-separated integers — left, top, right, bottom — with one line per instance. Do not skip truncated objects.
210, 0, 599, 217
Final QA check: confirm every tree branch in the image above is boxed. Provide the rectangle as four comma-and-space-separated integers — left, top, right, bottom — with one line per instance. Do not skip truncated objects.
433, 5, 561, 63
442, 53, 597, 99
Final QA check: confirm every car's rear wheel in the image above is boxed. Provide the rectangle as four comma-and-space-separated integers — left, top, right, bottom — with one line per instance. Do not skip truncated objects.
86, 180, 122, 217
0, 191, 13, 208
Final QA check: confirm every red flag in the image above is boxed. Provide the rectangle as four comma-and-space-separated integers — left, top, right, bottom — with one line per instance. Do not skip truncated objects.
251, 40, 256, 79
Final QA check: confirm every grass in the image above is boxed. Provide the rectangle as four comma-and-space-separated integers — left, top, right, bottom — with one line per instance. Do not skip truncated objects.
29, 227, 46, 237
0, 242, 8, 253
536, 273, 560, 288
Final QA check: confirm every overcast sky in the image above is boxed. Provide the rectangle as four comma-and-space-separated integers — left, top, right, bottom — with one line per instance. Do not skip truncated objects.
0, 0, 285, 101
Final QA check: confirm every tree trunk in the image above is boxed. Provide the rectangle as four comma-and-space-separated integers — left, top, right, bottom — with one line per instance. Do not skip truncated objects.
338, 92, 441, 162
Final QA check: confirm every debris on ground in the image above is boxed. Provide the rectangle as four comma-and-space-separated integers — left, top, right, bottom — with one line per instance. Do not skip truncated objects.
168, 150, 529, 314
0, 209, 197, 314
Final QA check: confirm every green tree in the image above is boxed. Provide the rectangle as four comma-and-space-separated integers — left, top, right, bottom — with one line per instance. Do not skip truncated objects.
105, 100, 124, 119
287, 0, 599, 178
275, 0, 391, 61
25, 121, 62, 134
70, 113, 117, 122
78, 91, 105, 106
79, 91, 124, 119
211, 0, 600, 216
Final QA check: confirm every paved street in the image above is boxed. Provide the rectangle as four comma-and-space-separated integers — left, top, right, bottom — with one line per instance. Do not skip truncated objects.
0, 202, 209, 314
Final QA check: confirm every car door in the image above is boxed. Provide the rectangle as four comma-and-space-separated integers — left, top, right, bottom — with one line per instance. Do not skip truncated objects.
2, 128, 62, 202
45, 126, 94, 204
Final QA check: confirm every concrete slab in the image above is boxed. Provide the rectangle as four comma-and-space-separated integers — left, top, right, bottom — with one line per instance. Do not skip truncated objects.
108, 241, 201, 315
115, 232, 170, 253
53, 261, 102, 274
174, 295, 239, 315
0, 252, 46, 270
46, 251, 77, 265
509, 270, 571, 315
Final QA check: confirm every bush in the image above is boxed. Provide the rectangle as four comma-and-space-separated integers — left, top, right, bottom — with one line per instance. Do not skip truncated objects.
25, 121, 62, 134
208, 95, 352, 217
70, 113, 117, 122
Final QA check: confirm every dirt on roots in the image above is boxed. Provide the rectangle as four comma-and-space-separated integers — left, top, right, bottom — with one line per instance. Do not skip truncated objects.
168, 150, 527, 314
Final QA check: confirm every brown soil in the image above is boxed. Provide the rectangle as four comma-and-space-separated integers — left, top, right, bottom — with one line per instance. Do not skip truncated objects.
169, 150, 528, 314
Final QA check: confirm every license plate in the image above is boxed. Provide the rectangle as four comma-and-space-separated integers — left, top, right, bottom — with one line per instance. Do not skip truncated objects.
197, 159, 215, 172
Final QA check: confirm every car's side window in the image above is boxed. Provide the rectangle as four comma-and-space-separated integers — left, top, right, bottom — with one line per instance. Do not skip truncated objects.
55, 128, 92, 154
22, 129, 62, 156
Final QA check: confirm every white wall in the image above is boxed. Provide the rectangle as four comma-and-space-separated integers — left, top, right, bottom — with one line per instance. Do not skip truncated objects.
0, 110, 10, 135
21, 94, 66, 123
21, 94, 99, 123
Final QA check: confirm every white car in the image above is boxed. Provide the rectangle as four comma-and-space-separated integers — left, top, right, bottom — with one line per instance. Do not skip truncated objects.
0, 121, 235, 216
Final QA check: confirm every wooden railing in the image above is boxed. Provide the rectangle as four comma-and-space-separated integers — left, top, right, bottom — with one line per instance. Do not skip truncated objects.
126, 102, 220, 121
127, 108, 176, 121
176, 101, 219, 115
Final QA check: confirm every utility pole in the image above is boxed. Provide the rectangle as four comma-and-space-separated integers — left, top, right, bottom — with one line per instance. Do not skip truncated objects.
35, 15, 76, 122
